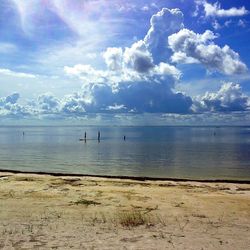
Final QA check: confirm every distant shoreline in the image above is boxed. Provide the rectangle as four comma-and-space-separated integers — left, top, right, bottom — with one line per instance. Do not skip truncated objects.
1, 168, 250, 184
0, 124, 250, 128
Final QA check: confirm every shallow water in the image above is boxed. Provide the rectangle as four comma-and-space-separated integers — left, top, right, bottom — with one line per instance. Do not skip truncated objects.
0, 126, 249, 180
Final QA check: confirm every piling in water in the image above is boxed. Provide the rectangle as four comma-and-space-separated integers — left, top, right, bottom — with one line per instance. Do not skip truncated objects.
98, 131, 100, 142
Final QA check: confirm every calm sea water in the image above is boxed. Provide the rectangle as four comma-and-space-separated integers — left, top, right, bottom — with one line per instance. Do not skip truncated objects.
0, 126, 249, 180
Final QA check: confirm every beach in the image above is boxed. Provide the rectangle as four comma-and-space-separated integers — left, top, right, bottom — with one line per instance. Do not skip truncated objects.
0, 172, 250, 249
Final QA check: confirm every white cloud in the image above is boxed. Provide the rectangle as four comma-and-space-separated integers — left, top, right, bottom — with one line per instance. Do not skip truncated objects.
154, 62, 181, 79
0, 93, 20, 105
60, 93, 86, 114
144, 7, 184, 63
61, 62, 190, 113
62, 60, 185, 114
169, 29, 217, 51
0, 68, 36, 78
198, 0, 248, 18
0, 93, 31, 118
65, 28, 182, 85
100, 8, 184, 81
168, 28, 248, 75
194, 82, 249, 112
1, 81, 249, 119
64, 64, 109, 84
37, 93, 60, 114
64, 64, 143, 88
123, 40, 154, 73
65, 50, 181, 84
61, 7, 246, 115
103, 47, 123, 71
106, 104, 126, 111
170, 51, 199, 64
63, 33, 187, 114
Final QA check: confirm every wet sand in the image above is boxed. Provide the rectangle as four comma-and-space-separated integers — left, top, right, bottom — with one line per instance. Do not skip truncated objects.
0, 171, 250, 249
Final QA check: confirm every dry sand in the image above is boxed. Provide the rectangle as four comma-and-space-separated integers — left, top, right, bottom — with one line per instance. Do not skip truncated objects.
0, 172, 249, 249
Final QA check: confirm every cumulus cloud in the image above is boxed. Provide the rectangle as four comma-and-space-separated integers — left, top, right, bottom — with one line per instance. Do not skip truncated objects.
123, 40, 154, 73
60, 93, 86, 114
144, 7, 183, 63
170, 51, 199, 64
62, 7, 247, 115
101, 39, 181, 79
194, 82, 250, 112
196, 0, 249, 18
67, 8, 184, 83
27, 62, 189, 115
0, 93, 19, 106
65, 45, 181, 85
63, 37, 185, 114
37, 93, 60, 114
1, 81, 249, 119
0, 92, 86, 118
103, 47, 123, 71
0, 93, 30, 118
64, 64, 142, 85
168, 28, 248, 75
154, 62, 182, 79
60, 81, 192, 114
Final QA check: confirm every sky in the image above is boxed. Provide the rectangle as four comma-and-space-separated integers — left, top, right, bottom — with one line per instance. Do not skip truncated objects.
0, 0, 250, 125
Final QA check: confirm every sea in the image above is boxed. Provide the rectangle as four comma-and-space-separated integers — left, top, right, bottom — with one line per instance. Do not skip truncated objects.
0, 126, 249, 180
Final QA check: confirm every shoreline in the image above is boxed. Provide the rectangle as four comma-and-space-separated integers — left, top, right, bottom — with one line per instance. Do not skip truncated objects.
0, 168, 250, 184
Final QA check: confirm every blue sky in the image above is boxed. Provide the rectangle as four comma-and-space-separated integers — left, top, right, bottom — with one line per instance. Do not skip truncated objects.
0, 0, 250, 125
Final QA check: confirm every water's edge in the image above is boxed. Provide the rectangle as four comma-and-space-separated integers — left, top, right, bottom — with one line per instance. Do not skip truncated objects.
1, 168, 249, 184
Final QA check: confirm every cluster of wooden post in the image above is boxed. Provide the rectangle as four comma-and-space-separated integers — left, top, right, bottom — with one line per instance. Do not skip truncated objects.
81, 131, 126, 142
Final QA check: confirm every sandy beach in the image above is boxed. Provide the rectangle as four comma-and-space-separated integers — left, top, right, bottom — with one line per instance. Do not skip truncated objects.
0, 172, 249, 249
